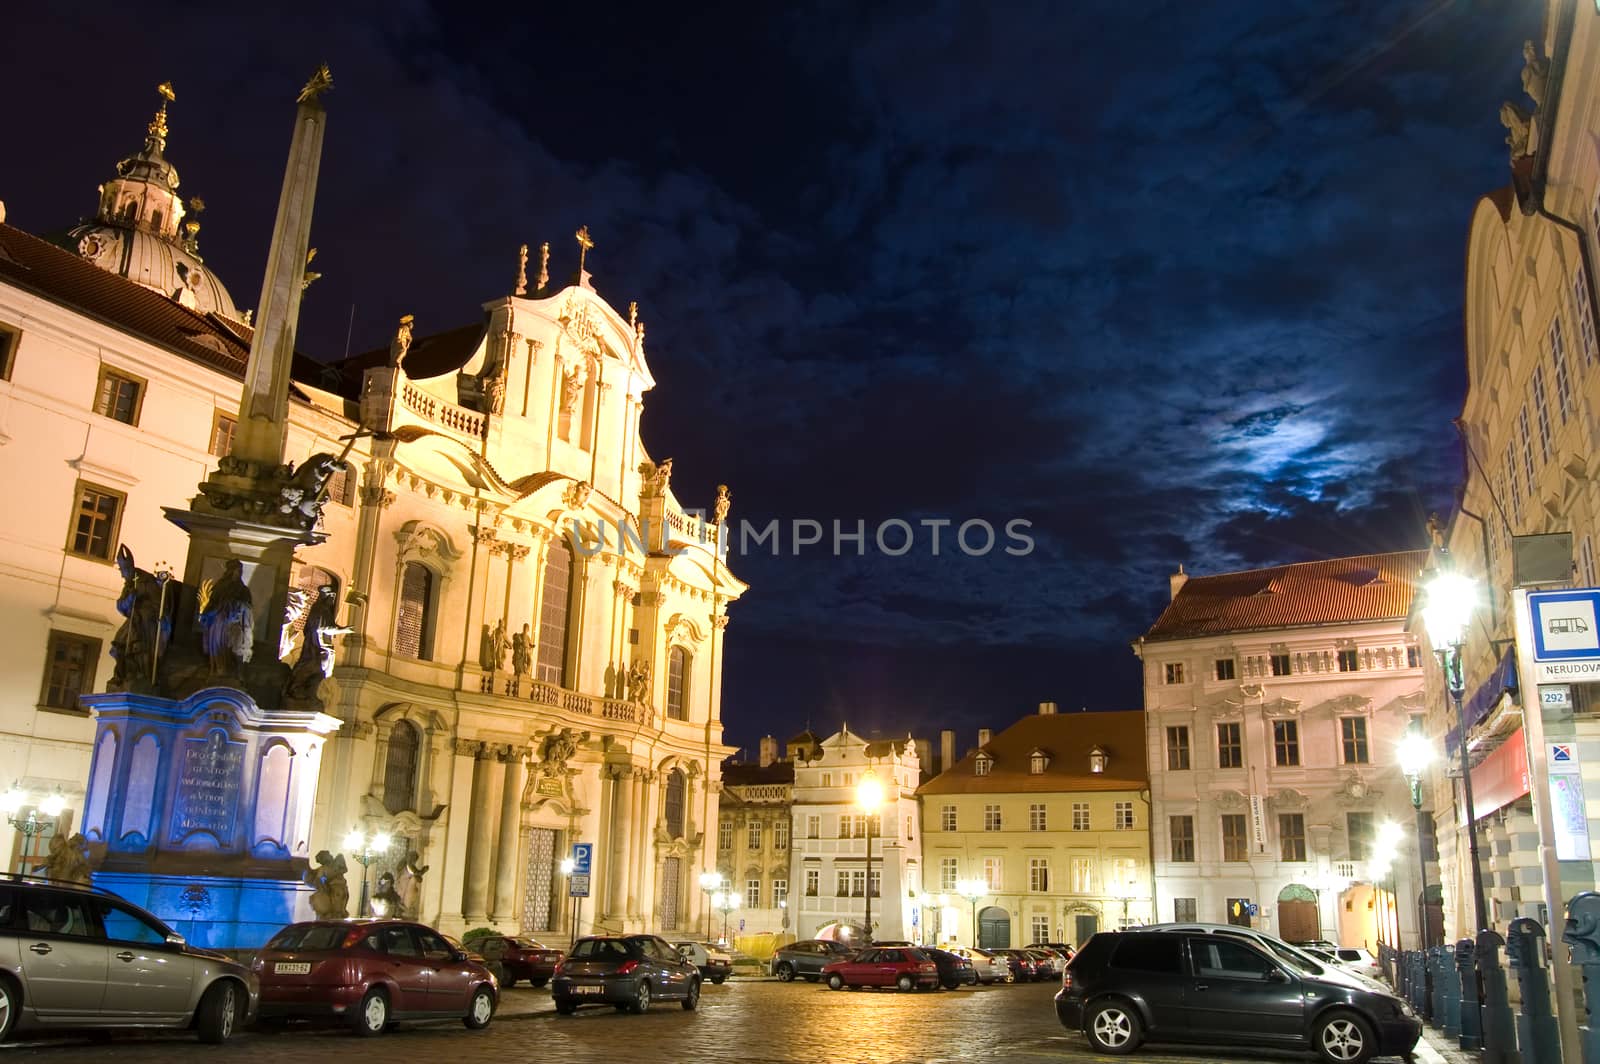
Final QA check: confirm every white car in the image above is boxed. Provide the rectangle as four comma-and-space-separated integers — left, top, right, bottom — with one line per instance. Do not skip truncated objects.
674, 940, 733, 984
947, 946, 1013, 984
1330, 945, 1382, 979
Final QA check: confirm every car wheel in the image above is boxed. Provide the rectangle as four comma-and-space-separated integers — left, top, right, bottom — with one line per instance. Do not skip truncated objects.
896, 974, 914, 992
194, 980, 239, 1045
531, 978, 548, 988
352, 987, 389, 1037
554, 998, 577, 1015
463, 986, 495, 1030
828, 973, 845, 990
0, 977, 18, 1044
775, 962, 795, 982
630, 980, 652, 1014
711, 974, 726, 985
682, 979, 701, 1011
500, 975, 517, 989
1314, 1010, 1375, 1064
1085, 999, 1142, 1054
941, 977, 957, 990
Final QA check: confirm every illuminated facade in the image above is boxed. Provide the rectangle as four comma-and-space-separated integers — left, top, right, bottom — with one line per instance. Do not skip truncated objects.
0, 89, 743, 937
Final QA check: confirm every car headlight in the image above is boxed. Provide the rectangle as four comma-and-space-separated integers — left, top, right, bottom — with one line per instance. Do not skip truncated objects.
1394, 998, 1414, 1019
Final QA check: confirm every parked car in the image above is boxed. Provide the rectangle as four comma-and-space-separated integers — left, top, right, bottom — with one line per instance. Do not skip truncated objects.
921, 947, 977, 989
674, 940, 733, 984
466, 935, 564, 987
821, 946, 940, 991
770, 939, 854, 982
552, 935, 701, 1014
1026, 946, 1068, 977
1056, 930, 1420, 1063
1041, 942, 1078, 962
1330, 946, 1382, 981
0, 875, 256, 1043
992, 948, 1045, 982
946, 946, 1012, 984
255, 920, 497, 1035
1294, 938, 1339, 951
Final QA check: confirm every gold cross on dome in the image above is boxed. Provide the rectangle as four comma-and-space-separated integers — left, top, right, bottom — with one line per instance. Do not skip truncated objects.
575, 226, 594, 275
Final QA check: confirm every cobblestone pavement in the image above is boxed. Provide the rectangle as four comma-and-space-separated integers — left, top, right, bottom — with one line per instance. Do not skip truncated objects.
3, 978, 1427, 1063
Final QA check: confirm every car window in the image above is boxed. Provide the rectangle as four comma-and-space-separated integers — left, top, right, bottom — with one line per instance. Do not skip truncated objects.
1337, 949, 1361, 962
267, 924, 345, 951
416, 929, 453, 956
1111, 935, 1183, 974
22, 893, 98, 939
477, 937, 505, 958
380, 926, 420, 957
880, 949, 902, 962
571, 938, 633, 960
1193, 939, 1276, 981
101, 903, 167, 945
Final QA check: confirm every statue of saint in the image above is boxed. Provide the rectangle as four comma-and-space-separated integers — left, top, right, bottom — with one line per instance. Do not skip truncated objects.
109, 545, 171, 691
44, 833, 91, 884
396, 851, 428, 918
305, 850, 349, 919
372, 871, 405, 917
286, 585, 351, 701
512, 624, 532, 680
627, 658, 651, 704
197, 559, 254, 677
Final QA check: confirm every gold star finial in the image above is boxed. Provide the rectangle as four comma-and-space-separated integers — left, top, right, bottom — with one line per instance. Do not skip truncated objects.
148, 82, 175, 146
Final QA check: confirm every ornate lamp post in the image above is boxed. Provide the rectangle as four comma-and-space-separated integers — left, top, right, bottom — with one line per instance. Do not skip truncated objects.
0, 785, 67, 875
958, 878, 987, 947
1397, 726, 1436, 949
856, 772, 885, 940
1420, 569, 1490, 938
714, 889, 738, 945
698, 871, 723, 942
343, 827, 394, 917
560, 857, 579, 941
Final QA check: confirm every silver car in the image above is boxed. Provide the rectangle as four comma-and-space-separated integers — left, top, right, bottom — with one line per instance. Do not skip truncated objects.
0, 876, 258, 1042
946, 946, 1013, 983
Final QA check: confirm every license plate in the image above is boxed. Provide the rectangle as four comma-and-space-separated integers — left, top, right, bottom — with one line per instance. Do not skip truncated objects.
574, 985, 603, 995
274, 962, 311, 975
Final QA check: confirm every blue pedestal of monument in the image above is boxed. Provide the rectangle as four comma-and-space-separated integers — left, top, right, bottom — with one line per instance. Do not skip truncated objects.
80, 686, 340, 951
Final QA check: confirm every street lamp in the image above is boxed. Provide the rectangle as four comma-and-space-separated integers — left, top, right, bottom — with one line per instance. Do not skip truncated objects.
713, 889, 738, 945
856, 772, 885, 940
698, 870, 724, 942
1420, 568, 1490, 940
1, 785, 67, 876
342, 827, 394, 917
958, 878, 987, 947
1397, 726, 1436, 949
560, 857, 580, 942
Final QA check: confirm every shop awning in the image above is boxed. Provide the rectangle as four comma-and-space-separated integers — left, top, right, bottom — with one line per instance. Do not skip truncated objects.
1445, 647, 1518, 756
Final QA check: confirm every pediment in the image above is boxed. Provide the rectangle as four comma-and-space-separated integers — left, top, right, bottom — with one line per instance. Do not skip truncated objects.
1325, 693, 1372, 714
1271, 788, 1310, 810
1207, 684, 1263, 711
1261, 697, 1303, 718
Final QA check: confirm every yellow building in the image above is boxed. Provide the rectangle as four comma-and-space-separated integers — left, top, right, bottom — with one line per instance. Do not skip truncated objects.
917, 704, 1150, 949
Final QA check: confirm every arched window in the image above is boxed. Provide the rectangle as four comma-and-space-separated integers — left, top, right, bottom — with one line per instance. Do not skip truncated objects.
664, 768, 686, 839
536, 538, 574, 685
395, 562, 436, 660
384, 721, 419, 814
666, 646, 688, 721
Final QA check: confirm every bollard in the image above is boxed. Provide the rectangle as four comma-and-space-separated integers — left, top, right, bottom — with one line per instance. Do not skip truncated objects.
1460, 937, 1484, 1050
1508, 917, 1560, 1064
1415, 949, 1434, 1021
1436, 943, 1462, 1040
1395, 945, 1407, 998
1477, 929, 1521, 1064
1562, 891, 1600, 1064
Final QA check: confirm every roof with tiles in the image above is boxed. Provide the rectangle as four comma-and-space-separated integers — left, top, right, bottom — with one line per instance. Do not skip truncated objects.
917, 710, 1147, 795
1140, 550, 1429, 642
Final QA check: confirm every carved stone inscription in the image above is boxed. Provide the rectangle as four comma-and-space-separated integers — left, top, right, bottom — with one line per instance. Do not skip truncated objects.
171, 731, 244, 843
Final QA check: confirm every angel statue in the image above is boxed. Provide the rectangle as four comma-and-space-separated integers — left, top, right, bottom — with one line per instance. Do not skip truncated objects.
109, 545, 172, 691
286, 585, 352, 701
197, 558, 254, 678
626, 657, 652, 704
44, 833, 91, 884
278, 453, 347, 530
396, 850, 429, 918
281, 586, 311, 660
304, 850, 349, 919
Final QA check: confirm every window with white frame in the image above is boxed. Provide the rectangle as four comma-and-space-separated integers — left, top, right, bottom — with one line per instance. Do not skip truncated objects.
982, 857, 1002, 890
747, 821, 762, 849
1166, 726, 1191, 770
1520, 405, 1537, 485
1110, 857, 1137, 893
1070, 857, 1092, 893
806, 814, 820, 838
1029, 803, 1047, 831
1585, 536, 1597, 587
974, 754, 992, 776
905, 815, 913, 841
1165, 661, 1185, 684
1341, 716, 1370, 763
1505, 443, 1523, 522
774, 879, 788, 906
984, 805, 1001, 831
718, 822, 733, 850
940, 857, 958, 890
1551, 316, 1575, 420
851, 870, 866, 897
1029, 858, 1049, 892
1072, 803, 1089, 831
941, 805, 956, 831
1031, 915, 1050, 944
868, 868, 880, 897
805, 868, 819, 896
1030, 751, 1047, 774
836, 870, 850, 897
1532, 365, 1555, 460
746, 879, 761, 908
1575, 268, 1598, 365
775, 819, 789, 850
1115, 802, 1134, 830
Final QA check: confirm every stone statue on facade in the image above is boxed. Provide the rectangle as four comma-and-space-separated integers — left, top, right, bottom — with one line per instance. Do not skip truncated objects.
712, 484, 731, 526
286, 585, 350, 702
562, 480, 592, 511
389, 314, 414, 367
638, 459, 672, 498
1426, 512, 1445, 551
1501, 101, 1533, 159
560, 361, 584, 414
197, 558, 255, 677
490, 618, 509, 672
538, 726, 590, 771
372, 871, 404, 917
1522, 40, 1549, 108
478, 623, 495, 671
512, 624, 532, 680
395, 850, 428, 917
281, 586, 310, 659
305, 850, 350, 919
43, 833, 92, 884
278, 453, 347, 530
109, 545, 172, 692
626, 657, 651, 704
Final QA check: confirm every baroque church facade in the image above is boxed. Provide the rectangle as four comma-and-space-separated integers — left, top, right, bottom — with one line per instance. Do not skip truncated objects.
0, 86, 743, 938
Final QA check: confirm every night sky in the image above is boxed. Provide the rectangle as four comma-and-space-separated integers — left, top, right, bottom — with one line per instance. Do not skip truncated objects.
7, 2, 1542, 756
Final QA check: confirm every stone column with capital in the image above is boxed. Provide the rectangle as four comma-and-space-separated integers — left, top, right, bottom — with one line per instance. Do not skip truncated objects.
607, 763, 636, 921
341, 451, 396, 668
438, 738, 480, 929
461, 523, 500, 692
491, 747, 526, 922
628, 768, 655, 920
462, 745, 502, 922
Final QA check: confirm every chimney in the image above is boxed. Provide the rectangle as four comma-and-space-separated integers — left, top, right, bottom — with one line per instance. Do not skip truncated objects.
759, 735, 777, 768
940, 729, 955, 774
977, 728, 992, 748
1170, 564, 1189, 600
914, 738, 932, 775
1038, 701, 1057, 715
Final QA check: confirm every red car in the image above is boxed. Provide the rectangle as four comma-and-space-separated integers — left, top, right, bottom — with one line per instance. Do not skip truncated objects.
467, 935, 564, 987
821, 946, 940, 991
254, 920, 498, 1036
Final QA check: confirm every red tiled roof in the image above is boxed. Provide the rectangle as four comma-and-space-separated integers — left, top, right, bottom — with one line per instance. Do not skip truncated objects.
916, 710, 1147, 795
1141, 550, 1428, 642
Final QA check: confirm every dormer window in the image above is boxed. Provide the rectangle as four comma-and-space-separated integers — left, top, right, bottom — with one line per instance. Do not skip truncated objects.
1088, 746, 1108, 774
1029, 749, 1049, 775
974, 753, 992, 776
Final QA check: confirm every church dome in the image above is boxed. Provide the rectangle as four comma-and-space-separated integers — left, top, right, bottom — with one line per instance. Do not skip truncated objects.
65, 83, 241, 320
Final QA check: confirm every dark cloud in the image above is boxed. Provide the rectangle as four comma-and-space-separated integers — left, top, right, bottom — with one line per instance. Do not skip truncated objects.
6, 0, 1542, 751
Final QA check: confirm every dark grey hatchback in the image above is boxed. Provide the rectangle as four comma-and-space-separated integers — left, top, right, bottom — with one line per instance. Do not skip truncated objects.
551, 935, 701, 1015
1054, 931, 1420, 1064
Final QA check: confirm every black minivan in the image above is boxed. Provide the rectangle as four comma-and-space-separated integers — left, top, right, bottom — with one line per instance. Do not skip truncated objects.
1054, 930, 1420, 1063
